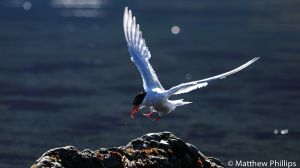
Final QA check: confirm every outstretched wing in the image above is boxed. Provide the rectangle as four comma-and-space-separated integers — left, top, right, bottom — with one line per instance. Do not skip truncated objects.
167, 57, 260, 96
123, 7, 163, 91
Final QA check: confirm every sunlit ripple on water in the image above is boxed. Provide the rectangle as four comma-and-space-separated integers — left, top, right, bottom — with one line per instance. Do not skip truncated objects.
51, 0, 104, 9
1, 0, 108, 18
51, 0, 107, 18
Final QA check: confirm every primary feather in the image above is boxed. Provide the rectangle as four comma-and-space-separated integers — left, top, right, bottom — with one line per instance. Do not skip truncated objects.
123, 7, 163, 91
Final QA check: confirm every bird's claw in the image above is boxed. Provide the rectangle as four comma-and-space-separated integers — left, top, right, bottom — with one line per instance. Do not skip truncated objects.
143, 112, 160, 121
143, 111, 154, 118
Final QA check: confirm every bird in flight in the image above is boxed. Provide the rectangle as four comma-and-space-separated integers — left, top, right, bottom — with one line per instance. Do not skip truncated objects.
123, 7, 259, 120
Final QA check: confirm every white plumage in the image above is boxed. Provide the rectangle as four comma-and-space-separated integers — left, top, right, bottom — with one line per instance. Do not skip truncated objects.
123, 7, 259, 119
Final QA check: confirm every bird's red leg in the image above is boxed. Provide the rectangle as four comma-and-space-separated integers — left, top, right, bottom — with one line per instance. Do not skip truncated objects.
143, 111, 154, 118
143, 112, 160, 121
142, 107, 160, 121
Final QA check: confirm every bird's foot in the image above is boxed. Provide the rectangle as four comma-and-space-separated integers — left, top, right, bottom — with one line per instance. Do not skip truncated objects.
143, 111, 154, 118
143, 112, 160, 121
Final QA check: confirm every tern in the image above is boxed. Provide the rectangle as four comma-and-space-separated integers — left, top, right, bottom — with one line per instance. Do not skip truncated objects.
123, 7, 259, 120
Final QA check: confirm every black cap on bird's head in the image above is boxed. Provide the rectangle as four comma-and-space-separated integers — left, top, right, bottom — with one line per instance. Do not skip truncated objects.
133, 91, 146, 105
130, 91, 146, 118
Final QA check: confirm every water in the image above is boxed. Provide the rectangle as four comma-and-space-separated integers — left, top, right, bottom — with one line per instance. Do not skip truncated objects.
0, 0, 299, 167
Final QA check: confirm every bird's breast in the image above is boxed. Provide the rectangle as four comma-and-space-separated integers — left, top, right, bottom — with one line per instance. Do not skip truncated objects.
143, 90, 171, 113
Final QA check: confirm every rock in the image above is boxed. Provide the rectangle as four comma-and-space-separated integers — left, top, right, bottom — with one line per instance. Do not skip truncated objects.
32, 132, 224, 168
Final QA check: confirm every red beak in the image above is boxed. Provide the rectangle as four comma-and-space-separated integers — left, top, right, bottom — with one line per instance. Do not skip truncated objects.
130, 105, 139, 118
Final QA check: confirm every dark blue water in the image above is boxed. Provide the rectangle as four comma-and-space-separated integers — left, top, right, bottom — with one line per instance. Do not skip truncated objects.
0, 0, 299, 167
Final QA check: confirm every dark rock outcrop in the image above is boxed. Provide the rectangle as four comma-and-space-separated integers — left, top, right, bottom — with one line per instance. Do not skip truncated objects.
32, 132, 224, 168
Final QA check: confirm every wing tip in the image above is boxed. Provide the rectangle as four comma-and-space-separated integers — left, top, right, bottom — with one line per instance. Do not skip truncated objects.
247, 57, 260, 65
124, 7, 130, 16
253, 57, 260, 61
250, 57, 260, 63
124, 7, 129, 19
